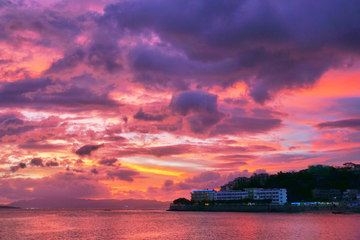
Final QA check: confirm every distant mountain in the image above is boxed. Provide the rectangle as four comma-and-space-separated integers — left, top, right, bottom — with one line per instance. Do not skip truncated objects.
8, 197, 171, 210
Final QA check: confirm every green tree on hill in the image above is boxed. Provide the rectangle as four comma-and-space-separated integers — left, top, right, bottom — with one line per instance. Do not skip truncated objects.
173, 198, 192, 205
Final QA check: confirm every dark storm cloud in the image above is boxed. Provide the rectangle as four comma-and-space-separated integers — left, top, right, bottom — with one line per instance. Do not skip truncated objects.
98, 158, 118, 166
170, 91, 225, 133
133, 108, 167, 122
107, 170, 139, 182
91, 168, 98, 174
99, 0, 360, 103
0, 77, 120, 111
316, 119, 360, 130
75, 144, 104, 156
30, 158, 44, 167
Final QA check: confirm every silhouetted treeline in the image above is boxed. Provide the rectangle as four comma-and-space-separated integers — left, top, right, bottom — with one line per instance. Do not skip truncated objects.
235, 164, 360, 202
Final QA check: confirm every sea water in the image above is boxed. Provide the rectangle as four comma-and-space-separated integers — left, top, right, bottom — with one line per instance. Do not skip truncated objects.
1, 209, 359, 239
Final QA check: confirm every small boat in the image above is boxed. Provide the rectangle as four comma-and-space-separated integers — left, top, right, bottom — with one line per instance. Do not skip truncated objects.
332, 211, 345, 214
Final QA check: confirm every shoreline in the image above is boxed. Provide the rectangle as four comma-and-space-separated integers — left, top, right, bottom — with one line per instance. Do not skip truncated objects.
168, 205, 360, 213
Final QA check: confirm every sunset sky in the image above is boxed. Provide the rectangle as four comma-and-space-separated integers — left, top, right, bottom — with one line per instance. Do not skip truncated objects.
1, 0, 360, 204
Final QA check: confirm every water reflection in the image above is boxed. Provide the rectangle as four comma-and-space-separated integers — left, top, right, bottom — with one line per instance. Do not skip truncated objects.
0, 210, 359, 239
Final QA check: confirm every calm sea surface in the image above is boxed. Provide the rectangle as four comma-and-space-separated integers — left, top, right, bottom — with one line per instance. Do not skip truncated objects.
1, 209, 360, 239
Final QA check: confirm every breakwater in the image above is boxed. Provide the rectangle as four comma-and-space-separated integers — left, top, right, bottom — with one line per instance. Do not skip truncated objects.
168, 205, 352, 213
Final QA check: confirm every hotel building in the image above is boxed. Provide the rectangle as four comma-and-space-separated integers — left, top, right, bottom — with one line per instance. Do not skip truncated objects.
191, 188, 287, 205
190, 190, 216, 202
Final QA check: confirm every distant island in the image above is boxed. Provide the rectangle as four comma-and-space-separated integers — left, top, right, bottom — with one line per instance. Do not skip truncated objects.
0, 205, 21, 209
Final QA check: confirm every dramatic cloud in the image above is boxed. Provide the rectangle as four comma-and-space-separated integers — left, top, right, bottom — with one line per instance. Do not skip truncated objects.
163, 180, 173, 187
18, 138, 66, 151
45, 49, 85, 74
0, 77, 120, 111
187, 172, 221, 184
107, 170, 139, 182
0, 173, 111, 200
99, 0, 360, 103
0, 125, 36, 139
46, 161, 59, 167
213, 155, 257, 161
75, 144, 104, 156
210, 117, 282, 136
10, 162, 26, 172
30, 158, 44, 167
133, 108, 167, 121
98, 158, 118, 166
316, 119, 360, 130
170, 91, 225, 133
1, 0, 360, 204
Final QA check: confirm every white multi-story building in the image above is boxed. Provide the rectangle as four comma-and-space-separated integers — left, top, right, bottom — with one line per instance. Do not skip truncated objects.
215, 188, 287, 205
191, 190, 215, 202
215, 191, 249, 200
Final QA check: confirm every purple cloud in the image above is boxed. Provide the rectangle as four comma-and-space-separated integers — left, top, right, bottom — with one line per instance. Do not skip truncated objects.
0, 77, 120, 111
75, 144, 104, 156
98, 158, 118, 166
46, 161, 59, 167
186, 172, 221, 183
133, 108, 167, 121
99, 0, 360, 103
10, 162, 26, 172
316, 119, 360, 130
210, 117, 282, 136
107, 170, 139, 182
30, 158, 44, 167
170, 91, 225, 133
